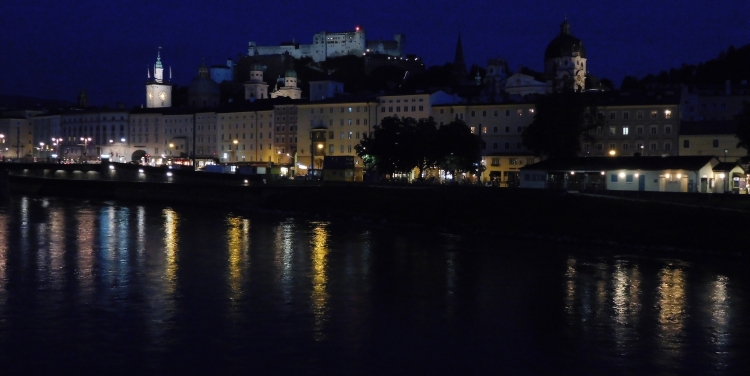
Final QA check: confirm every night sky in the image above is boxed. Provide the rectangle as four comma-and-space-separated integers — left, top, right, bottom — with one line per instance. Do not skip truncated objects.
1, 0, 748, 107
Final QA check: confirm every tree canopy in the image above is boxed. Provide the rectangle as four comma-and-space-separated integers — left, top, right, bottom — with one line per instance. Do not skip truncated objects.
355, 116, 481, 178
521, 92, 603, 158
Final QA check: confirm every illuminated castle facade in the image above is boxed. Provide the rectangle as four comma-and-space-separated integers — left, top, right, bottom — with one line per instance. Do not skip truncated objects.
248, 27, 405, 62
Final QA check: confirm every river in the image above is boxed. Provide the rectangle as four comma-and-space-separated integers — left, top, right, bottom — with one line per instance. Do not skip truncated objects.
0, 195, 748, 375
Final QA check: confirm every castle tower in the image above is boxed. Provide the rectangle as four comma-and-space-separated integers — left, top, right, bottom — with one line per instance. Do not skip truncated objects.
244, 62, 269, 101
145, 48, 173, 108
544, 20, 587, 91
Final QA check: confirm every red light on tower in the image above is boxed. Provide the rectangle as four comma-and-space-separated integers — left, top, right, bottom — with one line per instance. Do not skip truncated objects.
355, 26, 360, 31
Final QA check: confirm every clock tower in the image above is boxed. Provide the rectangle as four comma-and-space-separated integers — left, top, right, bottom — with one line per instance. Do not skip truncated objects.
146, 48, 173, 108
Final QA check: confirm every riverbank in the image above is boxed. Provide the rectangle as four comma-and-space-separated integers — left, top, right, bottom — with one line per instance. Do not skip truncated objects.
6, 175, 750, 256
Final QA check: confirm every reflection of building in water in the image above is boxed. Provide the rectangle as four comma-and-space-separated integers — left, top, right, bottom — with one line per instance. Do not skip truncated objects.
48, 204, 66, 289
310, 222, 330, 341
657, 266, 687, 365
274, 219, 296, 305
0, 215, 7, 300
163, 208, 179, 294
76, 207, 96, 303
710, 275, 731, 370
612, 261, 642, 355
226, 216, 251, 300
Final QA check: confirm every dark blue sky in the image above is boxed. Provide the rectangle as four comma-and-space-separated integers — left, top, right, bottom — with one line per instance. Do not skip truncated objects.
1, 0, 748, 107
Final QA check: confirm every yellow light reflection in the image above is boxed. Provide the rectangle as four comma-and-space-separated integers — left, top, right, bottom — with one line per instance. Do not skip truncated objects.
657, 265, 686, 362
226, 216, 250, 299
564, 257, 577, 315
163, 208, 179, 293
310, 222, 330, 341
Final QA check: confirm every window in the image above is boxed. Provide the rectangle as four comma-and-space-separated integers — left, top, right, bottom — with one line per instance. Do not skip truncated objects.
664, 126, 671, 135
505, 126, 510, 133
637, 126, 643, 135
626, 174, 634, 183
610, 174, 618, 183
622, 127, 629, 135
683, 140, 690, 148
596, 143, 603, 151
491, 158, 500, 166
665, 110, 672, 119
651, 110, 657, 119
470, 127, 476, 133
610, 112, 616, 120
329, 131, 334, 139
637, 111, 644, 119
623, 112, 630, 120
583, 143, 590, 151
492, 143, 498, 149
623, 143, 629, 151
482, 111, 487, 117
664, 142, 671, 151
504, 143, 510, 150
348, 132, 352, 139
505, 110, 510, 116
340, 132, 345, 139
609, 143, 616, 151
329, 144, 334, 153
509, 158, 518, 165
471, 111, 476, 117
650, 126, 657, 135
650, 142, 657, 151
493, 126, 498, 133
609, 126, 616, 135
713, 139, 719, 148
340, 145, 344, 153
596, 127, 603, 136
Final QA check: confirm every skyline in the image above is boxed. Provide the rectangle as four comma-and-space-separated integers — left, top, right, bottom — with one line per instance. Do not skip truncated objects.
1, 0, 748, 108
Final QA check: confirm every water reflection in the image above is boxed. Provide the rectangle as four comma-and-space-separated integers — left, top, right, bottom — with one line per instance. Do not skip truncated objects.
309, 222, 330, 341
163, 208, 179, 294
0, 197, 748, 375
657, 265, 687, 368
226, 216, 250, 301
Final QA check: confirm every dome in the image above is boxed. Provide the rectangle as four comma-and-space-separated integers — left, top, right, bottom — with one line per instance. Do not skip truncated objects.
188, 74, 220, 108
251, 62, 264, 72
285, 69, 297, 78
544, 20, 586, 60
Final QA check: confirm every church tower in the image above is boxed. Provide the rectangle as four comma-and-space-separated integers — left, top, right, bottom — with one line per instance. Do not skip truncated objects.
452, 33, 468, 85
244, 62, 269, 101
544, 20, 587, 91
145, 48, 173, 108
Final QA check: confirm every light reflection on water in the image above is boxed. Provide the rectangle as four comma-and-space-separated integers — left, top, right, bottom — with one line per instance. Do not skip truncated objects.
0, 197, 748, 375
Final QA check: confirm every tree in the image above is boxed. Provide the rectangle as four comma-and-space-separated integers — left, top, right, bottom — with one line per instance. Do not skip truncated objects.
436, 119, 482, 177
521, 92, 603, 158
735, 101, 750, 153
355, 116, 480, 179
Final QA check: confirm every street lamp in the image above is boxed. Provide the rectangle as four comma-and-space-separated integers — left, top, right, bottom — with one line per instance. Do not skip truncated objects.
39, 142, 45, 161
232, 140, 238, 162
80, 137, 91, 162
52, 137, 63, 162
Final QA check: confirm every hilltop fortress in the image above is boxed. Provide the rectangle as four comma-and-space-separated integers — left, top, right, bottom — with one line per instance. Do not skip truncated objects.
248, 26, 405, 62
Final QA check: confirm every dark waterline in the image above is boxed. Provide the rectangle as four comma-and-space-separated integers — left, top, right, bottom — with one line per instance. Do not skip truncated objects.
0, 196, 748, 375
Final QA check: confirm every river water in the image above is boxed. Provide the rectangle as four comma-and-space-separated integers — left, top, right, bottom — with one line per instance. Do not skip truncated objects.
0, 195, 748, 375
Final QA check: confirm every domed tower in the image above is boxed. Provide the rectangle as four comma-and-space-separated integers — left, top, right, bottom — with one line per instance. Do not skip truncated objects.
244, 62, 268, 101
271, 68, 302, 99
188, 60, 220, 108
544, 20, 587, 91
